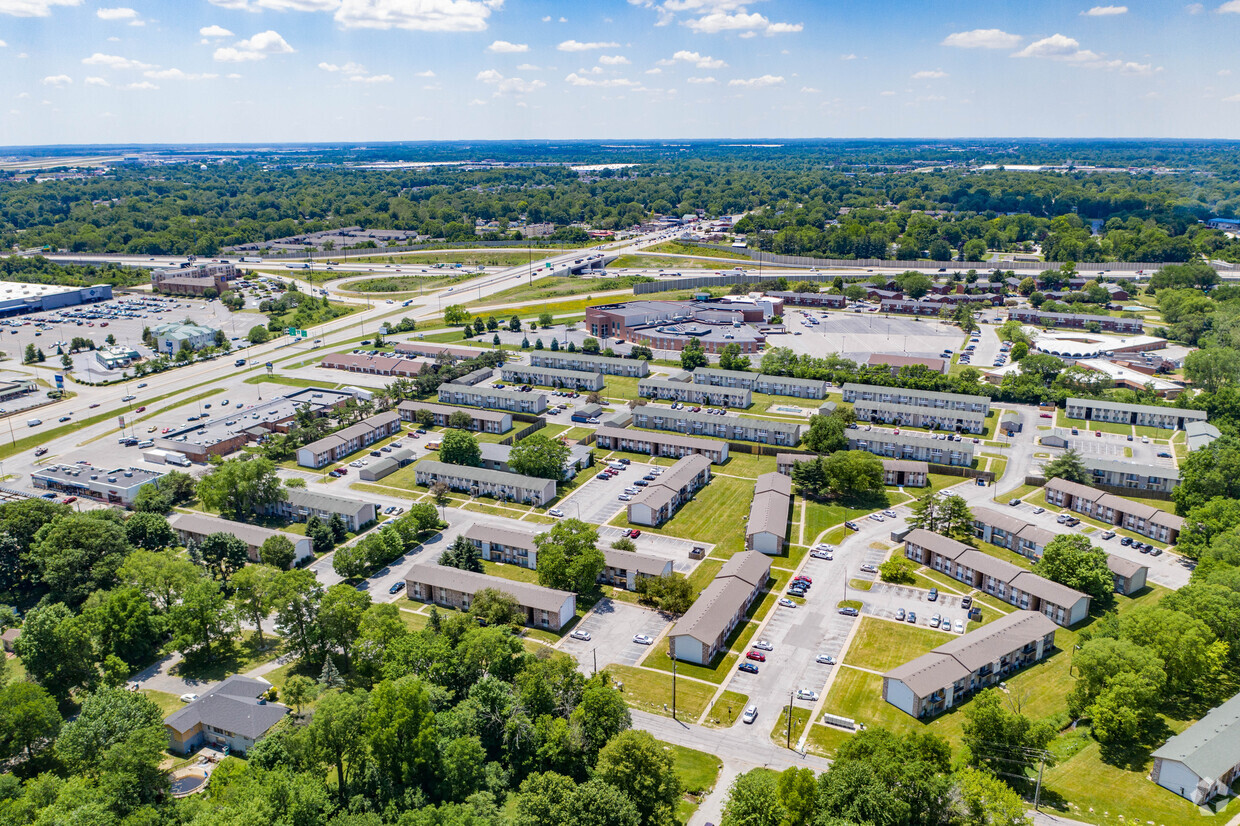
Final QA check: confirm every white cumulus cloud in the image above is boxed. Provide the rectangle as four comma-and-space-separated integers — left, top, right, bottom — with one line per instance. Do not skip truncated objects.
565, 72, 636, 87
912, 69, 948, 79
478, 68, 545, 94
199, 25, 234, 37
334, 0, 503, 32
42, 74, 72, 86
123, 80, 158, 90
558, 39, 619, 51
209, 0, 339, 9
415, 69, 436, 77
81, 53, 153, 70
1012, 33, 1100, 61
214, 30, 294, 62
145, 68, 218, 80
351, 73, 392, 83
84, 76, 109, 86
488, 39, 528, 53
667, 49, 726, 69
0, 0, 81, 17
728, 74, 783, 88
1220, 0, 1240, 11
319, 61, 366, 73
686, 76, 715, 83
599, 54, 630, 65
941, 29, 1023, 49
96, 6, 137, 19
1082, 4, 1127, 14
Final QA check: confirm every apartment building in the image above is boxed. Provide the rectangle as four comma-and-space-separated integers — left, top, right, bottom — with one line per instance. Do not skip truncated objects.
851, 399, 988, 434
903, 529, 1090, 626
500, 364, 606, 392
746, 472, 792, 555
437, 383, 548, 415
883, 459, 930, 487
1043, 477, 1184, 543
971, 506, 1057, 560
593, 426, 730, 464
1082, 457, 1180, 494
601, 548, 673, 590
638, 377, 752, 408
168, 512, 313, 566
464, 523, 540, 569
414, 460, 558, 507
632, 406, 803, 447
404, 566, 576, 631
669, 551, 771, 665
530, 352, 650, 377
296, 411, 402, 469
775, 452, 814, 476
842, 384, 991, 415
478, 441, 594, 481
264, 489, 376, 532
626, 454, 713, 527
1064, 398, 1207, 431
766, 291, 846, 309
396, 401, 513, 434
1150, 691, 1240, 806
691, 368, 828, 400
882, 611, 1059, 719
847, 430, 975, 467
1107, 555, 1149, 596
1008, 309, 1144, 334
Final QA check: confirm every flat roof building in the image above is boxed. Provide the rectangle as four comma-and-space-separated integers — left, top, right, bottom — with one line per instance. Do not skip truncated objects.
32, 464, 164, 507
0, 281, 111, 316
842, 384, 991, 414
404, 564, 576, 631
438, 383, 548, 415
358, 448, 415, 481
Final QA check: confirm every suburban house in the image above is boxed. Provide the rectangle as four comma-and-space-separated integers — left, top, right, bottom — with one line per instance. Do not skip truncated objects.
601, 548, 673, 590
500, 364, 606, 391
163, 675, 289, 756
847, 430, 975, 467
168, 512, 313, 565
746, 472, 792, 555
593, 426, 730, 463
296, 411, 402, 469
1150, 690, 1240, 805
264, 488, 376, 533
1043, 477, 1184, 544
903, 529, 1090, 626
638, 376, 752, 408
971, 506, 1057, 560
669, 551, 771, 665
414, 461, 558, 507
626, 454, 713, 527
1064, 398, 1207, 431
882, 611, 1059, 719
403, 566, 576, 631
632, 406, 803, 447
529, 352, 650, 377
397, 401, 513, 434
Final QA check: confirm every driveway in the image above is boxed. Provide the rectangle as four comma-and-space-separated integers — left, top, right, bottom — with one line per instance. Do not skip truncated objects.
595, 524, 706, 574
560, 461, 662, 525
1054, 427, 1172, 469
559, 598, 672, 673
860, 582, 971, 632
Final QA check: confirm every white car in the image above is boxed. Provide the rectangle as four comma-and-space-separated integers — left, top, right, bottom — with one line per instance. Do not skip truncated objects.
812, 543, 835, 552
548, 508, 564, 517
741, 705, 759, 724
570, 629, 591, 641
816, 654, 836, 665
796, 688, 819, 701
810, 550, 833, 560
179, 693, 199, 703
618, 494, 632, 501
753, 639, 774, 651
632, 634, 654, 645
954, 620, 964, 633
778, 598, 796, 608
1033, 506, 1045, 514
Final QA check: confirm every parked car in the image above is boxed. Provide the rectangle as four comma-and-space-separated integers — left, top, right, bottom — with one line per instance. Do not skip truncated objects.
632, 634, 654, 645
895, 607, 906, 621
778, 598, 796, 608
745, 650, 766, 662
954, 619, 964, 633
810, 550, 833, 560
548, 508, 564, 517
907, 611, 917, 623
796, 689, 819, 701
570, 629, 591, 641
738, 663, 759, 675
838, 606, 860, 617
388, 582, 405, 594
928, 588, 938, 602
929, 615, 942, 628
844, 521, 860, 531
859, 564, 878, 573
754, 640, 774, 651
741, 704, 759, 722
816, 654, 836, 665
629, 529, 642, 538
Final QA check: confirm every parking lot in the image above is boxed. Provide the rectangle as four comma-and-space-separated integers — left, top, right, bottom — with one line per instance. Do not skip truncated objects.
778, 311, 963, 361
558, 598, 671, 672
595, 523, 707, 574
860, 582, 971, 632
562, 460, 661, 525
1054, 427, 1175, 468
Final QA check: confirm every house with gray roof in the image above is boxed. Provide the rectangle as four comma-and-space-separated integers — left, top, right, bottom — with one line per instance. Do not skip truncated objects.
1064, 397, 1206, 431
1186, 420, 1222, 452
638, 376, 752, 408
501, 364, 606, 391
264, 488, 376, 532
164, 675, 289, 756
403, 565, 576, 631
1151, 690, 1240, 804
601, 548, 673, 590
593, 426, 729, 463
529, 352, 650, 377
847, 429, 975, 467
414, 460, 558, 507
632, 406, 803, 447
882, 611, 1059, 719
746, 472, 791, 555
626, 454, 712, 527
971, 506, 1056, 560
670, 550, 770, 665
168, 512, 313, 566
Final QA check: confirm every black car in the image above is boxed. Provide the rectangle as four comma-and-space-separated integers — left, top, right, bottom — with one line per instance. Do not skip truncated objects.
1120, 536, 1132, 546
388, 582, 406, 594
619, 458, 631, 465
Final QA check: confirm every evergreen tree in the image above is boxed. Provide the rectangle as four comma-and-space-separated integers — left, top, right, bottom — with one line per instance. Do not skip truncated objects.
319, 655, 344, 688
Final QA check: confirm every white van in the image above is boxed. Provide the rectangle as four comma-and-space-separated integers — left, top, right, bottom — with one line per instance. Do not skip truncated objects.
137, 439, 154, 449
26, 419, 41, 427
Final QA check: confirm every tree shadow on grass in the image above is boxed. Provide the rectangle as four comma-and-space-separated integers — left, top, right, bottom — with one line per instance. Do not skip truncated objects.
171, 635, 282, 683
1097, 717, 1173, 772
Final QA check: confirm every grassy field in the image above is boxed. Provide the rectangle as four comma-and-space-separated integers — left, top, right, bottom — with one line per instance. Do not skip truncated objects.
481, 559, 541, 584
646, 241, 755, 260
704, 691, 749, 728
713, 451, 778, 479
168, 631, 282, 682
141, 689, 185, 718
1057, 411, 1133, 436
603, 664, 717, 720
768, 705, 812, 748
844, 618, 949, 673
461, 274, 656, 305
667, 742, 724, 825
803, 493, 895, 545
337, 274, 464, 294
609, 474, 755, 559
804, 723, 855, 757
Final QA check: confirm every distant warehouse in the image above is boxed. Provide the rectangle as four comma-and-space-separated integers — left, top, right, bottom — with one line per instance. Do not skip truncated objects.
0, 281, 111, 316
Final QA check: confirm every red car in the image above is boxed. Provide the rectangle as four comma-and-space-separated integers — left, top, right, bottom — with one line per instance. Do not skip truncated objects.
62, 496, 76, 504
135, 406, 146, 413
745, 650, 766, 662
794, 575, 812, 585
337, 467, 348, 475
628, 529, 642, 538
1039, 412, 1053, 419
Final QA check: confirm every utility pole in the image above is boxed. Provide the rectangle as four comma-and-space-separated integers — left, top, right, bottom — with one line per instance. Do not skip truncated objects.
1034, 751, 1047, 811
671, 654, 677, 721
786, 691, 793, 749
593, 647, 597, 676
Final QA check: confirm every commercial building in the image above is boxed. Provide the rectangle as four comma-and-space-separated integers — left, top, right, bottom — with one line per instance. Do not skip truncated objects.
95, 344, 141, 370
593, 426, 729, 464
746, 472, 791, 555
152, 321, 220, 354
500, 364, 606, 391
529, 352, 650, 377
625, 454, 712, 526
903, 529, 1090, 626
438, 383, 548, 415
1043, 478, 1184, 543
584, 300, 768, 354
358, 448, 415, 481
0, 379, 35, 403
632, 406, 803, 447
971, 506, 1057, 560
692, 368, 828, 400
264, 488, 376, 532
404, 566, 576, 631
1008, 309, 1144, 334
164, 675, 288, 756
1150, 690, 1240, 805
151, 262, 237, 296
168, 512, 313, 565
1064, 398, 1206, 431
32, 464, 164, 507
669, 551, 771, 665
638, 377, 752, 408
881, 611, 1059, 719
414, 460, 558, 507
847, 430, 975, 467
882, 459, 929, 487
867, 353, 949, 374
478, 441, 594, 481
1082, 457, 1180, 494
296, 410, 402, 469
0, 281, 112, 316
601, 548, 673, 590
155, 387, 357, 462
396, 400, 512, 434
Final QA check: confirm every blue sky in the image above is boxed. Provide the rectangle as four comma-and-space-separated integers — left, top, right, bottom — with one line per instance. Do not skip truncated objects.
1, 0, 1238, 145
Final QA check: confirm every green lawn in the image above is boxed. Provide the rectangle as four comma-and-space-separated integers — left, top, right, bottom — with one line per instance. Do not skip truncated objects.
642, 620, 758, 685
481, 560, 541, 584
973, 539, 1035, 571
802, 493, 894, 545
768, 705, 812, 748
713, 451, 778, 479
603, 664, 717, 720
602, 375, 642, 402
843, 618, 950, 673
609, 474, 755, 559
804, 723, 855, 757
1057, 411, 1133, 436
995, 483, 1038, 505
168, 631, 282, 682
704, 691, 749, 728
141, 689, 185, 718
687, 559, 724, 592
666, 742, 724, 796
